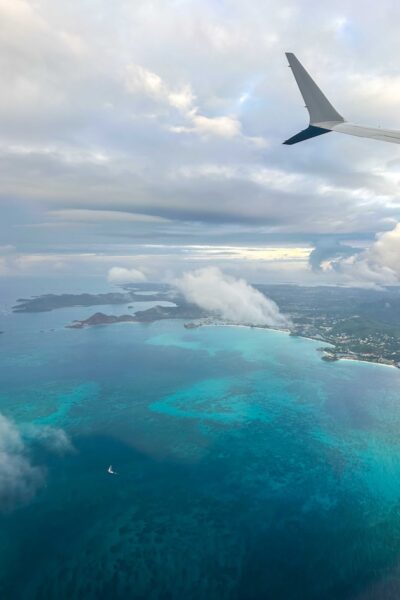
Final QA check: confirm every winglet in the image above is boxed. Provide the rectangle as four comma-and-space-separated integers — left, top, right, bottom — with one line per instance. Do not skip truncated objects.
285, 52, 344, 125
284, 53, 345, 144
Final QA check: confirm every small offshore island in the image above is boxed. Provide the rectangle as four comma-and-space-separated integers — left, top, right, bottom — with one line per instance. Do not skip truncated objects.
13, 283, 400, 368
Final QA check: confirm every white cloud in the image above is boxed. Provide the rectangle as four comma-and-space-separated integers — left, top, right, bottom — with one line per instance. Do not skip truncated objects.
1, 0, 400, 282
174, 266, 289, 327
191, 114, 242, 138
125, 65, 166, 100
0, 413, 44, 512
108, 266, 147, 283
0, 414, 74, 512
168, 84, 195, 111
368, 223, 400, 278
124, 62, 259, 142
322, 222, 400, 287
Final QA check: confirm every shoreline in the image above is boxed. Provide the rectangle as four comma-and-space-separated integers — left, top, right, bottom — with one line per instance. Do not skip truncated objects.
333, 356, 397, 369
6, 299, 399, 372
189, 320, 399, 371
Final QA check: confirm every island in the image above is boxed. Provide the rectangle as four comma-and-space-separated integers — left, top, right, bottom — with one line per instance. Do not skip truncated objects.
12, 285, 172, 313
65, 303, 206, 329
66, 313, 137, 329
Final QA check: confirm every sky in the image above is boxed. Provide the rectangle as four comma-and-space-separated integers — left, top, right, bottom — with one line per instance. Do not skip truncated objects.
1, 0, 400, 287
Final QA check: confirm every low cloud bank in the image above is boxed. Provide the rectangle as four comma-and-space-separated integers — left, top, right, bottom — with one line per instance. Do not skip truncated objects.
108, 266, 147, 284
0, 414, 73, 512
320, 223, 400, 287
174, 266, 289, 327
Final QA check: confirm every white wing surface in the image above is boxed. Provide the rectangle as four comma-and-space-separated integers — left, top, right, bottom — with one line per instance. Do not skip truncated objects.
284, 52, 400, 145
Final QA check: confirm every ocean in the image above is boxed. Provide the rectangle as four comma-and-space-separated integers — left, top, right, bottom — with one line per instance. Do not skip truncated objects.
1, 278, 400, 599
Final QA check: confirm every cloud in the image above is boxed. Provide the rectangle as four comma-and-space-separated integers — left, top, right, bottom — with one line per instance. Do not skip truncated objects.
1, 1, 400, 283
0, 413, 74, 512
0, 413, 44, 512
24, 424, 75, 455
174, 266, 289, 327
108, 266, 147, 283
321, 222, 400, 287
125, 64, 195, 112
172, 114, 243, 138
125, 62, 254, 143
368, 223, 400, 279
309, 238, 359, 272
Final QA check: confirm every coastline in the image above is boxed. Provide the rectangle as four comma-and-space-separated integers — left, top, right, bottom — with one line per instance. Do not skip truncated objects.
6, 293, 399, 372
334, 356, 397, 369
193, 320, 399, 371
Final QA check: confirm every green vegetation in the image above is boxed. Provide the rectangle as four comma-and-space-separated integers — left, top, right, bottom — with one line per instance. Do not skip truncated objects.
259, 285, 400, 366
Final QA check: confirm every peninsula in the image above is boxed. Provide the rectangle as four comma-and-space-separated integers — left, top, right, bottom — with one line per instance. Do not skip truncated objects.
66, 313, 137, 329
65, 303, 206, 329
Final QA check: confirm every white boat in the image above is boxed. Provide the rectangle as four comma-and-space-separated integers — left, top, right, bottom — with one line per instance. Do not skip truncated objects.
107, 465, 117, 475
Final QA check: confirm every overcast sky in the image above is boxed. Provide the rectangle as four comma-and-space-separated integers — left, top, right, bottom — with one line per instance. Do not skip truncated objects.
1, 0, 400, 286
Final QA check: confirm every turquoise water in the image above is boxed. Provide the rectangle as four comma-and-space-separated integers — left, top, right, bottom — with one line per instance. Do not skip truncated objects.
1, 290, 400, 598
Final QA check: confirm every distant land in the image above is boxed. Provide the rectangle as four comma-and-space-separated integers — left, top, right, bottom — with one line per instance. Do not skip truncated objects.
13, 284, 170, 313
260, 284, 400, 368
13, 283, 400, 368
66, 312, 137, 329
66, 305, 206, 329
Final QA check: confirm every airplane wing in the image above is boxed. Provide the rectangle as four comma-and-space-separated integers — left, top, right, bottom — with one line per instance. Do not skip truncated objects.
284, 52, 400, 145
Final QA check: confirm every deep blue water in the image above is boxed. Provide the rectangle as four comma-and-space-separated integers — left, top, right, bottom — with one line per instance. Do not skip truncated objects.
1, 280, 400, 599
